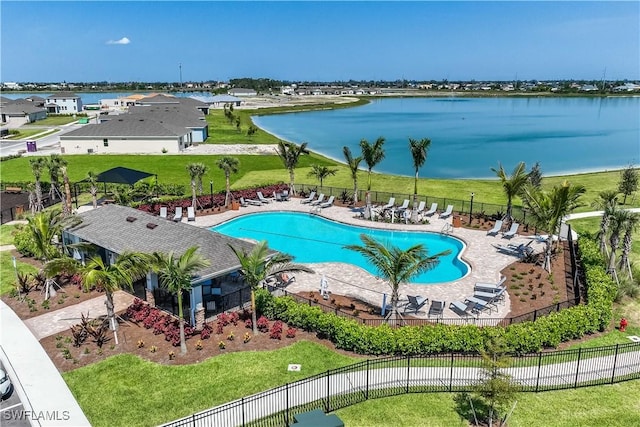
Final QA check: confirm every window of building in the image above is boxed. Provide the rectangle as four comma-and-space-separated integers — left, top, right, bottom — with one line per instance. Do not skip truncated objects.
103, 139, 109, 147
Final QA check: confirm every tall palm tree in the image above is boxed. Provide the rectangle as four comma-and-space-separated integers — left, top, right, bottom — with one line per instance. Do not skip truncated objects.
229, 241, 313, 333
343, 146, 362, 204
408, 138, 431, 222
591, 190, 619, 255
491, 162, 529, 221
47, 154, 66, 202
345, 234, 450, 325
359, 137, 386, 215
216, 156, 240, 207
150, 247, 210, 354
520, 181, 586, 272
60, 165, 73, 217
87, 171, 99, 209
307, 164, 338, 188
276, 141, 309, 195
29, 157, 47, 212
607, 209, 631, 282
186, 163, 209, 208
618, 212, 640, 278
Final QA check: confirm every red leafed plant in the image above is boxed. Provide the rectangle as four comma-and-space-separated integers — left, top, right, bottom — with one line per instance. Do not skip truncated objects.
286, 327, 297, 338
200, 323, 212, 340
245, 318, 253, 329
270, 320, 284, 340
257, 316, 270, 333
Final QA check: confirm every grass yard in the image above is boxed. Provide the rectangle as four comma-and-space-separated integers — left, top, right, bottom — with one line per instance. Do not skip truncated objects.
63, 341, 358, 427
26, 115, 82, 126
0, 251, 38, 295
0, 224, 17, 246
5, 128, 48, 140
335, 381, 640, 427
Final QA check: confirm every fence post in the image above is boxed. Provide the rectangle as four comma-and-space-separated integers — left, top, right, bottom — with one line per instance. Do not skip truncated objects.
406, 356, 410, 393
365, 359, 370, 400
533, 309, 538, 322
192, 414, 196, 427
611, 344, 619, 384
241, 397, 245, 427
574, 348, 582, 388
325, 371, 331, 412
535, 352, 542, 392
449, 353, 454, 392
285, 383, 290, 426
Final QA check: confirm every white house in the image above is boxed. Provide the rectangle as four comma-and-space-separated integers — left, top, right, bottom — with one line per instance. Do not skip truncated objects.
45, 92, 83, 114
0, 98, 47, 126
228, 88, 257, 97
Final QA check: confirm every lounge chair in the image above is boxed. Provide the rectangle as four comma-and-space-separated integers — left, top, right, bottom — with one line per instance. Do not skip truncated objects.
464, 296, 497, 314
276, 272, 296, 288
187, 206, 196, 221
439, 204, 454, 219
241, 197, 262, 206
450, 300, 478, 318
238, 198, 249, 207
320, 195, 335, 208
397, 199, 410, 212
300, 191, 316, 204
274, 191, 284, 202
159, 206, 168, 219
486, 219, 503, 236
281, 190, 290, 201
424, 202, 438, 216
310, 194, 326, 206
473, 288, 506, 306
428, 300, 445, 319
405, 295, 428, 314
474, 275, 507, 293
502, 222, 519, 239
172, 206, 183, 222
415, 201, 426, 216
256, 191, 272, 204
382, 197, 396, 210
493, 242, 533, 258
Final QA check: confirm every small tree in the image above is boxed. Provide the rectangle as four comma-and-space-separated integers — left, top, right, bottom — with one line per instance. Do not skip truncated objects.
343, 146, 362, 204
216, 156, 240, 207
307, 164, 337, 188
86, 171, 99, 209
491, 162, 529, 221
528, 161, 543, 188
359, 137, 386, 217
276, 140, 309, 195
186, 163, 209, 208
617, 164, 638, 205
29, 157, 47, 212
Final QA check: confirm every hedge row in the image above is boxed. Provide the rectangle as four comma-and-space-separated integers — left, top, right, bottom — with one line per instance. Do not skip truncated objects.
256, 237, 616, 355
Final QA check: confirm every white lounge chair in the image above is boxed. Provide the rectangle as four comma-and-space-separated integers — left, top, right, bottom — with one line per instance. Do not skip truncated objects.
300, 191, 316, 204
450, 300, 478, 318
382, 197, 396, 210
310, 194, 325, 206
256, 191, 272, 204
397, 199, 410, 212
241, 197, 262, 206
415, 201, 426, 216
187, 206, 196, 221
320, 195, 335, 208
423, 202, 438, 216
502, 222, 519, 239
159, 206, 168, 219
439, 204, 454, 219
172, 206, 183, 222
487, 219, 503, 236
474, 275, 507, 293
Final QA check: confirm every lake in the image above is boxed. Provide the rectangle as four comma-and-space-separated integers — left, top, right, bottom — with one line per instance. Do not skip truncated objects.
253, 97, 640, 178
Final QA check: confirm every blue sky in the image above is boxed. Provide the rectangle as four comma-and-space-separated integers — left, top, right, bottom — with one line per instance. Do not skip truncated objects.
2, 1, 638, 83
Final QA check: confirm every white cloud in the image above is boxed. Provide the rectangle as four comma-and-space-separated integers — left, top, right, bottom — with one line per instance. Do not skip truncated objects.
106, 37, 131, 45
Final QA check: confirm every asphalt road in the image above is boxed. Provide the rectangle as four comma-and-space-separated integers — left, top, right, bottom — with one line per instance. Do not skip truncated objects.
0, 361, 29, 427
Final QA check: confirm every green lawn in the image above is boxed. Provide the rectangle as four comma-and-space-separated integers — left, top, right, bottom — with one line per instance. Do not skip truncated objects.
0, 251, 38, 295
5, 129, 46, 140
63, 341, 359, 427
27, 115, 81, 126
335, 381, 640, 427
0, 224, 17, 246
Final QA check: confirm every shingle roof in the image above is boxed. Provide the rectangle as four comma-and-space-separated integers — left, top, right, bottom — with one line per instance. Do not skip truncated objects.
46, 92, 79, 99
127, 105, 205, 128
62, 115, 189, 138
67, 205, 261, 282
0, 99, 46, 115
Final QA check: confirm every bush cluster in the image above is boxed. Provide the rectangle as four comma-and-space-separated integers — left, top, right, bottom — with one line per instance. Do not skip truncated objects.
255, 237, 615, 355
125, 298, 196, 347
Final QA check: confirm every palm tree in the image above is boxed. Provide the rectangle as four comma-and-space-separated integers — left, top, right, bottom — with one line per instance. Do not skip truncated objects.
343, 146, 362, 204
26, 209, 65, 262
87, 171, 99, 209
47, 154, 66, 202
307, 164, 338, 188
276, 141, 309, 195
60, 165, 73, 217
607, 209, 631, 282
149, 247, 210, 354
344, 234, 449, 325
216, 156, 240, 208
359, 137, 386, 215
618, 212, 640, 278
491, 162, 529, 221
591, 190, 619, 255
29, 157, 47, 212
186, 163, 209, 208
229, 241, 313, 333
520, 181, 586, 272
408, 138, 431, 222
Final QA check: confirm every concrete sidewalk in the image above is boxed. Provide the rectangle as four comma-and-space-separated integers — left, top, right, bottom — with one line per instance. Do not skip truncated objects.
0, 301, 90, 426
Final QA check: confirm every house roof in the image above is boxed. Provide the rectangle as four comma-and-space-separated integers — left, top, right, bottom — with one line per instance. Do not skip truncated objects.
0, 99, 47, 115
66, 205, 261, 282
62, 114, 189, 138
127, 105, 206, 128
46, 92, 80, 99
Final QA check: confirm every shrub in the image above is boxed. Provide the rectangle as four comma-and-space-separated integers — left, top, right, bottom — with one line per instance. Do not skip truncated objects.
286, 327, 297, 338
270, 320, 283, 340
257, 316, 270, 333
195, 340, 203, 350
243, 332, 252, 343
200, 323, 212, 340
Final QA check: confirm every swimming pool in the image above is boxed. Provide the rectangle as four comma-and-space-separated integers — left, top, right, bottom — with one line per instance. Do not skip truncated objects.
212, 212, 469, 284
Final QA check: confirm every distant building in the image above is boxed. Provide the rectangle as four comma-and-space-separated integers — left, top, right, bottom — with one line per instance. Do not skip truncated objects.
0, 97, 47, 126
228, 88, 257, 97
45, 92, 83, 114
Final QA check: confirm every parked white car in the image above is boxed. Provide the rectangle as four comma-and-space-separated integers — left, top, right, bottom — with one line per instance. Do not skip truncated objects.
0, 369, 11, 398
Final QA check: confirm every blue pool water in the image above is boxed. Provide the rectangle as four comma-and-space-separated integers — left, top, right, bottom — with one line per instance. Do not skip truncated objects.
212, 212, 469, 284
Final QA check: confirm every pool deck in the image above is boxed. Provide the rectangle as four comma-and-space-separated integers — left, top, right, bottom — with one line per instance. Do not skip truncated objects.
188, 198, 545, 321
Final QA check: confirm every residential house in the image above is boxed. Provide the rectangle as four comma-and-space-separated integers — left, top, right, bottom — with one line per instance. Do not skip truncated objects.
45, 92, 83, 114
0, 97, 47, 126
228, 88, 257, 97
63, 205, 264, 324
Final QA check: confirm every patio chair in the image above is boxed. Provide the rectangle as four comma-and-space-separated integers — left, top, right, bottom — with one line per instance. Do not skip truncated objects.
449, 300, 478, 318
493, 242, 532, 259
474, 287, 506, 306
310, 193, 326, 206
397, 199, 410, 212
238, 197, 249, 207
172, 206, 183, 222
281, 190, 290, 201
405, 295, 428, 314
382, 197, 396, 210
428, 300, 445, 319
474, 275, 507, 293
159, 206, 168, 219
486, 219, 503, 236
464, 296, 497, 314
241, 197, 262, 206
256, 191, 272, 204
276, 272, 296, 288
320, 195, 335, 208
502, 222, 519, 239
424, 202, 438, 216
439, 204, 454, 219
300, 191, 316, 204
187, 206, 196, 222
415, 201, 426, 216
274, 191, 284, 202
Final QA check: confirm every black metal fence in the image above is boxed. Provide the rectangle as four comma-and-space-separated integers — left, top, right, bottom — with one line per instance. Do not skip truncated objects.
161, 342, 640, 427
